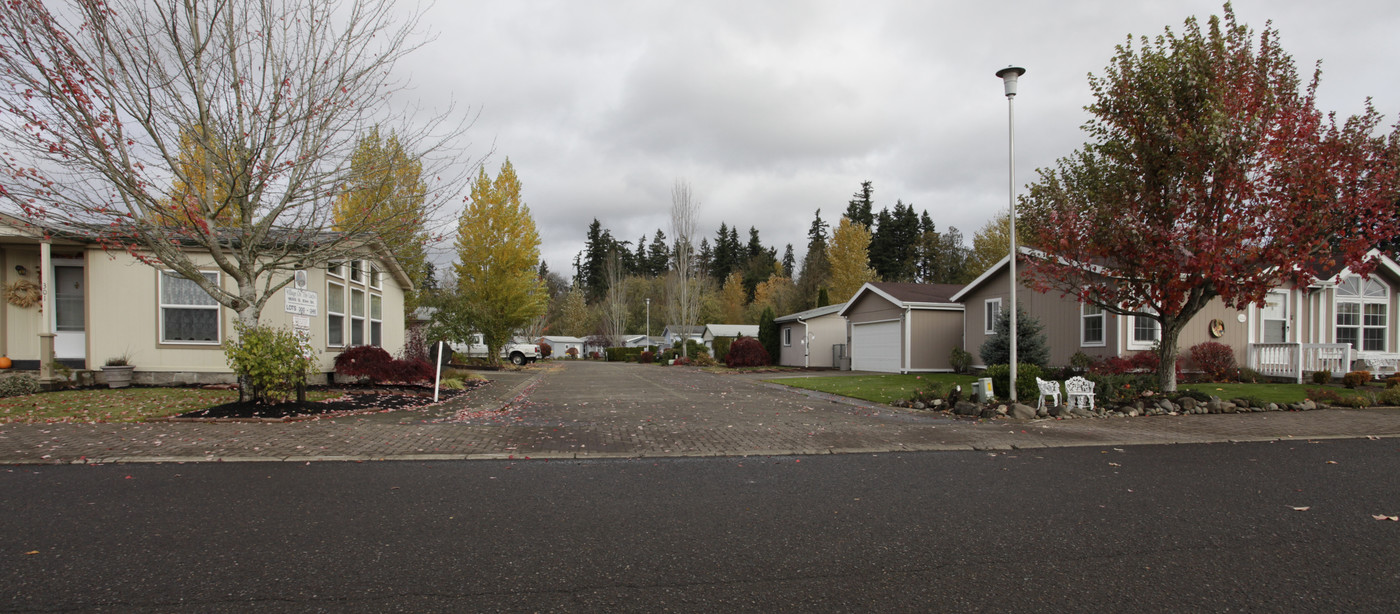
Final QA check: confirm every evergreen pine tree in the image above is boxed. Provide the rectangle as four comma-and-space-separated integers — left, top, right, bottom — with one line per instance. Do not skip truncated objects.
758, 306, 779, 364
844, 181, 874, 228
978, 303, 1050, 368
781, 244, 795, 278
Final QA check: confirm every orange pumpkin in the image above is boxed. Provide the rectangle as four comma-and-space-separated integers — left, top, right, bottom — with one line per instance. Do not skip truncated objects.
0, 356, 11, 369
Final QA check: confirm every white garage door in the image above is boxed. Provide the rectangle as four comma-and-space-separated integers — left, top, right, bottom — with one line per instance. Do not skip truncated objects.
852, 321, 902, 373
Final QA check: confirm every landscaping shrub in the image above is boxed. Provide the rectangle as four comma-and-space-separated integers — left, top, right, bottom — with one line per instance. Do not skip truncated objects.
335, 345, 431, 384
1189, 342, 1236, 382
1311, 369, 1332, 385
387, 358, 433, 383
1376, 388, 1400, 406
1386, 375, 1400, 389
225, 323, 315, 404
1083, 373, 1159, 406
639, 350, 655, 364
908, 381, 952, 406
949, 347, 973, 374
758, 307, 780, 363
1236, 367, 1267, 384
401, 325, 430, 364
539, 342, 553, 359
604, 347, 644, 362
1343, 370, 1372, 389
979, 304, 1050, 368
566, 347, 579, 359
725, 336, 772, 368
693, 353, 717, 367
984, 363, 1043, 402
1069, 351, 1094, 372
713, 337, 734, 363
1171, 389, 1212, 403
1305, 387, 1345, 404
0, 374, 41, 398
589, 351, 601, 360
672, 356, 693, 366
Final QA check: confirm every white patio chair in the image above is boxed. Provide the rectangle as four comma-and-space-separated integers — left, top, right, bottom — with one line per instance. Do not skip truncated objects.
1065, 376, 1096, 411
1035, 377, 1061, 410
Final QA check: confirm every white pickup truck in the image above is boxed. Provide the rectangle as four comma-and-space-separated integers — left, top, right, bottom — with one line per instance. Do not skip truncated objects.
453, 333, 541, 366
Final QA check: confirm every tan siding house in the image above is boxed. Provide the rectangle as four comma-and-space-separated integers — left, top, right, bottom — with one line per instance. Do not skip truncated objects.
0, 214, 411, 385
838, 282, 964, 373
953, 249, 1400, 381
775, 303, 847, 368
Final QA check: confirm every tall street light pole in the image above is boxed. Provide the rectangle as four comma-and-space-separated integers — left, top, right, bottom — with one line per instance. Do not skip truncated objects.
645, 297, 651, 348
997, 65, 1024, 403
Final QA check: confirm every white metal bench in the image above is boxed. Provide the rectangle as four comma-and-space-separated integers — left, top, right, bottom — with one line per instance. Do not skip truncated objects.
1065, 376, 1096, 411
1035, 377, 1061, 409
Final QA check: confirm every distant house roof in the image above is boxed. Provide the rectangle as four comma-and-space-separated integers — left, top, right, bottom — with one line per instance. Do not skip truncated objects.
663, 325, 705, 336
540, 335, 586, 343
774, 302, 847, 324
839, 282, 964, 317
703, 324, 759, 339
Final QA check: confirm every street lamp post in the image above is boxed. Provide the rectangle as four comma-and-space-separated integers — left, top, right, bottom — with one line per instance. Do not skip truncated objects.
996, 65, 1024, 403
645, 297, 651, 350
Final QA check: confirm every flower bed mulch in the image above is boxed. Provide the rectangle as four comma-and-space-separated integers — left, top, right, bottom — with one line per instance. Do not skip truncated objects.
170, 382, 483, 422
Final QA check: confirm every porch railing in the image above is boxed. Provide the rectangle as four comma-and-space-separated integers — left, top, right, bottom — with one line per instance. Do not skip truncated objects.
1246, 343, 1351, 384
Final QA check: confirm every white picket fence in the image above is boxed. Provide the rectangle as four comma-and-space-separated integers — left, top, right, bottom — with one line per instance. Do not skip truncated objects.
1246, 343, 1351, 383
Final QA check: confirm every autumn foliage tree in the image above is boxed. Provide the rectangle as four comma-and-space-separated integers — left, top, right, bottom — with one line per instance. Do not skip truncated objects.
334, 127, 431, 316
0, 0, 469, 330
827, 216, 880, 303
449, 159, 547, 365
1019, 5, 1400, 391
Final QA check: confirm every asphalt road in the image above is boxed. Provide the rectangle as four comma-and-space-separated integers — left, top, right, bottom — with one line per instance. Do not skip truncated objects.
3, 439, 1398, 612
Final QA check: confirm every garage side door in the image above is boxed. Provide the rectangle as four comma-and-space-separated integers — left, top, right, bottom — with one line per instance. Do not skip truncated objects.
852, 321, 901, 373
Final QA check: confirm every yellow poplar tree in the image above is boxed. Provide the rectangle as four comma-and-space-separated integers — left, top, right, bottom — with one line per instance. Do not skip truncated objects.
720, 271, 747, 323
333, 127, 430, 315
453, 159, 547, 363
156, 126, 244, 228
827, 216, 880, 302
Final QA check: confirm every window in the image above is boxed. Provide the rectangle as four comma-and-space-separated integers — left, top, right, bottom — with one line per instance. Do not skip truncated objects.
1336, 275, 1388, 352
1128, 310, 1160, 350
1081, 303, 1105, 347
369, 265, 381, 289
783, 327, 792, 347
327, 282, 345, 347
350, 260, 363, 283
351, 288, 366, 346
370, 294, 383, 347
984, 298, 1003, 335
327, 261, 344, 278
160, 271, 220, 344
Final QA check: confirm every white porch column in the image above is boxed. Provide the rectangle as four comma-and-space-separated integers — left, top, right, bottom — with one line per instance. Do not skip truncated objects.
38, 240, 55, 386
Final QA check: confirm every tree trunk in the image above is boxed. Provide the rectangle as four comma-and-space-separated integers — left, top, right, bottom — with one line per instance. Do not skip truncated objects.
1156, 317, 1184, 392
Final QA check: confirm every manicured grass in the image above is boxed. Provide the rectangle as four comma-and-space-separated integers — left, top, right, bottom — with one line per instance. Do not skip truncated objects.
765, 373, 979, 405
1178, 382, 1365, 404
0, 387, 334, 424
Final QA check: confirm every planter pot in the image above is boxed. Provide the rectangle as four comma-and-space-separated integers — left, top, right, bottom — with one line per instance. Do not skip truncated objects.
102, 365, 135, 389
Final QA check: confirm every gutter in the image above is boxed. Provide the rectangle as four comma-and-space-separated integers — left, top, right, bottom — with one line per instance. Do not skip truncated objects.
801, 317, 810, 368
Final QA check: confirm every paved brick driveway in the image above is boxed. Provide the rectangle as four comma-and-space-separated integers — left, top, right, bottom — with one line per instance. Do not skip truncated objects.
3, 360, 1400, 464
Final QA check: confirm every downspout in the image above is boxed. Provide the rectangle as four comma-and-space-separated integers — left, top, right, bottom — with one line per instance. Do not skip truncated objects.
903, 306, 912, 374
800, 318, 810, 368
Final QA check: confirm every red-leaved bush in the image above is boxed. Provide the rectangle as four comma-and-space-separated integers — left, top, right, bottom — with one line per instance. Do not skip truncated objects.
539, 341, 552, 358
1189, 342, 1236, 382
335, 345, 433, 384
1090, 351, 1166, 375
639, 350, 654, 364
725, 336, 771, 368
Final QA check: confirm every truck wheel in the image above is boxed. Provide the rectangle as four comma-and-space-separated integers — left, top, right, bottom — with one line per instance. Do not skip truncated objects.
511, 352, 526, 366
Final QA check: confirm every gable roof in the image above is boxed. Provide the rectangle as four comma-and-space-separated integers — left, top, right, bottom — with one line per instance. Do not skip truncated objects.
774, 302, 847, 324
838, 282, 965, 317
703, 324, 759, 338
662, 324, 705, 336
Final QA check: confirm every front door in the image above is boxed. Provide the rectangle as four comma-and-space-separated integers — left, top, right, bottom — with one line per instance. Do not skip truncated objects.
53, 262, 85, 360
1262, 290, 1289, 344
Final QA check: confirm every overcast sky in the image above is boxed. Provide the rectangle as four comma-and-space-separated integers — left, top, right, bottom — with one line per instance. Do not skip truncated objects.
399, 0, 1400, 279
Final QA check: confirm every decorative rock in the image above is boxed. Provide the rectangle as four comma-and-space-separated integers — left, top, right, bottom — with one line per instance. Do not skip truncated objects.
1266, 403, 1279, 412
979, 407, 999, 420
1071, 406, 1094, 418
1010, 403, 1036, 420
1179, 397, 1198, 411
1048, 404, 1066, 418
912, 401, 927, 410
1206, 400, 1223, 414
1158, 399, 1175, 412
1036, 406, 1049, 418
1221, 402, 1237, 414
995, 404, 1009, 415
930, 399, 944, 408
1299, 400, 1317, 411
954, 401, 980, 416
1123, 407, 1141, 417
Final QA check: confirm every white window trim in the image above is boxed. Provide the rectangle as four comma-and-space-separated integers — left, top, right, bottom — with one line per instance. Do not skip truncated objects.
369, 264, 382, 289
1081, 303, 1106, 348
984, 298, 1002, 335
350, 287, 366, 346
782, 327, 792, 347
159, 270, 221, 345
350, 259, 364, 284
327, 280, 346, 347
1335, 275, 1389, 353
369, 293, 383, 347
1126, 309, 1160, 351
327, 261, 344, 279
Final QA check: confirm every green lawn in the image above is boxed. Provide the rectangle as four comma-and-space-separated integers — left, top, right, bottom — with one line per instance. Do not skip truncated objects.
0, 387, 334, 424
1179, 382, 1370, 404
765, 373, 979, 405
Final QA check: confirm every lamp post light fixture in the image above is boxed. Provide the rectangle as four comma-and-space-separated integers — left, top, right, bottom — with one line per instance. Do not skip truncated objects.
996, 65, 1024, 403
645, 297, 651, 349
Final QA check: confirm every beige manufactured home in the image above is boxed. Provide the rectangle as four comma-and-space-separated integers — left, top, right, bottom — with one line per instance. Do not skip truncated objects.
774, 302, 847, 368
0, 214, 411, 385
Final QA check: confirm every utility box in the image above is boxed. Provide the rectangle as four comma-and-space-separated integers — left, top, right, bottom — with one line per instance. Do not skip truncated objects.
976, 377, 995, 403
833, 344, 849, 371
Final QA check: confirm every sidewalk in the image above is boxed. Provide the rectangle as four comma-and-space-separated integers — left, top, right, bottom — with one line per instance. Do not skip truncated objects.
3, 363, 1399, 464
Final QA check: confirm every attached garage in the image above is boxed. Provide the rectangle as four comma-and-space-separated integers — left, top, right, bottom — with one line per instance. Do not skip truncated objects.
840, 282, 966, 374
851, 320, 901, 372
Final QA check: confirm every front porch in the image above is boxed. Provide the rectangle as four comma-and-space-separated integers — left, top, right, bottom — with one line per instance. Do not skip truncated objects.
1247, 343, 1400, 383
